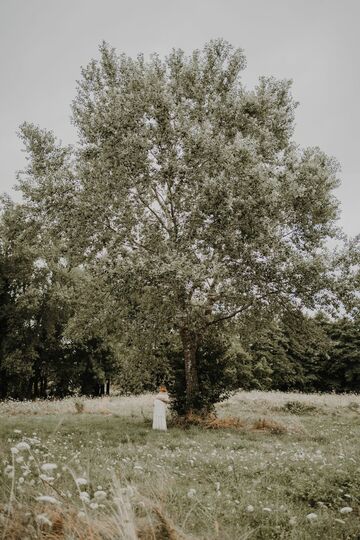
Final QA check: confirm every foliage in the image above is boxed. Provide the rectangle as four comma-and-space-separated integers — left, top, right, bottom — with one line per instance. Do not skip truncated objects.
2, 39, 358, 408
0, 199, 118, 399
168, 331, 241, 416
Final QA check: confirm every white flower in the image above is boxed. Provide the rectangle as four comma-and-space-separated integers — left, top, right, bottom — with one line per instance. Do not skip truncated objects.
36, 513, 52, 527
228, 465, 233, 472
215, 482, 220, 491
246, 505, 254, 512
14, 429, 22, 434
11, 447, 19, 455
75, 478, 88, 486
39, 474, 55, 482
339, 507, 352, 514
263, 507, 272, 513
89, 502, 99, 510
79, 492, 90, 503
41, 463, 57, 473
35, 495, 61, 505
289, 517, 297, 526
15, 456, 24, 463
4, 465, 14, 478
77, 511, 86, 518
18, 477, 25, 484
187, 488, 196, 498
94, 490, 107, 502
16, 442, 30, 451
306, 513, 318, 522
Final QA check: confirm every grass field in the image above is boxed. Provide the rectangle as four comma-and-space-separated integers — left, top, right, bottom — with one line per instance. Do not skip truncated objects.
0, 390, 360, 539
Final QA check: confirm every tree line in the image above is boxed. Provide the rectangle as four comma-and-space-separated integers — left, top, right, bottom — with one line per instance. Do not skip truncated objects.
0, 40, 359, 410
0, 200, 358, 402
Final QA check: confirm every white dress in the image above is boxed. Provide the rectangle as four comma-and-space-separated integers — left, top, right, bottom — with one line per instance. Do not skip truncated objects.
152, 392, 169, 431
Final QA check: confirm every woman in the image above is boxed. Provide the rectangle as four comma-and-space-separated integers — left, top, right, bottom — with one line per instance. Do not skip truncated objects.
152, 386, 170, 431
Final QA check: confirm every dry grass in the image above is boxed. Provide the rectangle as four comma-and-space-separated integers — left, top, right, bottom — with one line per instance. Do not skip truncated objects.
251, 417, 289, 434
1, 390, 359, 420
0, 395, 155, 418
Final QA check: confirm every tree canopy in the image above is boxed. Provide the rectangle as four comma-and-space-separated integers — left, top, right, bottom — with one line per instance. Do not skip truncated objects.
10, 39, 359, 411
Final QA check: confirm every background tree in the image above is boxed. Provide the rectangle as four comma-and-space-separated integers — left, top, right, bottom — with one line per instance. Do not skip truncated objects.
17, 40, 349, 413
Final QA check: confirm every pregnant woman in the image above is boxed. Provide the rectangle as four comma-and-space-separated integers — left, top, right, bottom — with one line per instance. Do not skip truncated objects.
152, 386, 170, 431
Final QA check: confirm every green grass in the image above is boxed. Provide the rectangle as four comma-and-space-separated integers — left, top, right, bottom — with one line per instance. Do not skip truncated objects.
0, 391, 360, 539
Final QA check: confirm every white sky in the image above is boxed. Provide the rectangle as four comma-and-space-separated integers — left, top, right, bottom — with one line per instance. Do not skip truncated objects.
0, 0, 359, 237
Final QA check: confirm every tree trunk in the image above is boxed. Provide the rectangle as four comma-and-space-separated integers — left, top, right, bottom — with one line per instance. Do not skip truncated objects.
106, 379, 110, 395
180, 329, 199, 414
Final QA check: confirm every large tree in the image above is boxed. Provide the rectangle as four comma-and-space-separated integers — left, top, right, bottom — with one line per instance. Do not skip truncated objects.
18, 40, 345, 414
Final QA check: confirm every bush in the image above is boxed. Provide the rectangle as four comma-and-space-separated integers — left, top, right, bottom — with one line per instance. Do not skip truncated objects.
168, 333, 239, 417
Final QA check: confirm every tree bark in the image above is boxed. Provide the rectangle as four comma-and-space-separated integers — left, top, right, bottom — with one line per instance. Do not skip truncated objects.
180, 328, 199, 414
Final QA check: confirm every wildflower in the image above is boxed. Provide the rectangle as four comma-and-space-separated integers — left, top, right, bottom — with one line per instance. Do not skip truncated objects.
263, 507, 272, 513
94, 490, 107, 502
11, 447, 19, 455
14, 429, 22, 434
18, 477, 24, 484
36, 513, 52, 527
35, 495, 61, 505
79, 492, 90, 503
39, 474, 55, 482
187, 488, 196, 498
289, 517, 297, 526
15, 456, 24, 463
75, 478, 88, 486
339, 507, 352, 514
77, 511, 86, 518
16, 442, 30, 451
4, 465, 14, 478
246, 505, 254, 512
89, 502, 99, 510
41, 463, 57, 473
306, 513, 318, 522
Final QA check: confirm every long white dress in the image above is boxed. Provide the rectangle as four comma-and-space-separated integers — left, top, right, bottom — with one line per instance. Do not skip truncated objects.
152, 392, 169, 431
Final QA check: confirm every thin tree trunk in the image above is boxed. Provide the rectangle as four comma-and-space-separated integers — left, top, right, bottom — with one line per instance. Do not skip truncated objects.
180, 328, 199, 415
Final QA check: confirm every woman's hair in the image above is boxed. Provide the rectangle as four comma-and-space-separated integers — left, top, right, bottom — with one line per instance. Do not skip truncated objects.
159, 385, 167, 393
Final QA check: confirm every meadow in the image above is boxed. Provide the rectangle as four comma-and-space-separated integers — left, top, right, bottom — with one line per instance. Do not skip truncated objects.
0, 390, 359, 539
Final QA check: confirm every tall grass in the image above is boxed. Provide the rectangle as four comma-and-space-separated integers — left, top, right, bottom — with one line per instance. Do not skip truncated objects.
0, 390, 359, 539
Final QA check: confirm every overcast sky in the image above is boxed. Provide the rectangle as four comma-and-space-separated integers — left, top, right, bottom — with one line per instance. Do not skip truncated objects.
1, 0, 359, 236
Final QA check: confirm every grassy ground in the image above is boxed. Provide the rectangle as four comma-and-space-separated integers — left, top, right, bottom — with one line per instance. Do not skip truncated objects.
0, 391, 360, 539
